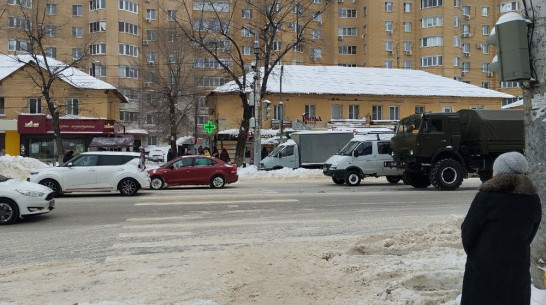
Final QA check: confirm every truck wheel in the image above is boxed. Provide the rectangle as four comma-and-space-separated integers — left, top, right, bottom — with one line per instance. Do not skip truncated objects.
345, 171, 361, 186
386, 176, 402, 184
478, 170, 493, 182
430, 159, 464, 190
405, 172, 430, 188
332, 177, 345, 185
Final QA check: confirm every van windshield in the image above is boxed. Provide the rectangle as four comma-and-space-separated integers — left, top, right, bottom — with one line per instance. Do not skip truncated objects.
269, 145, 284, 157
338, 140, 361, 156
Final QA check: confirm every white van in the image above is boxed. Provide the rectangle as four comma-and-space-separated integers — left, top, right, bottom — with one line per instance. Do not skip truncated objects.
323, 133, 403, 186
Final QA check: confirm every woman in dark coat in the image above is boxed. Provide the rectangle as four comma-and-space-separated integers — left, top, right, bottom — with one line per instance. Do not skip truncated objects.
219, 148, 231, 163
461, 151, 542, 305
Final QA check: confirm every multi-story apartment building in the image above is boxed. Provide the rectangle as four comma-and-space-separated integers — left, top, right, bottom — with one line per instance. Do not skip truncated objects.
0, 0, 523, 146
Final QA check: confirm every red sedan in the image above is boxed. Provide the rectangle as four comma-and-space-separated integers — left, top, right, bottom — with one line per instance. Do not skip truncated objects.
147, 155, 238, 189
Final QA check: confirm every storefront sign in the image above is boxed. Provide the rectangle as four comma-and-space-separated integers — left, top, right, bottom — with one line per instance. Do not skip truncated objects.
18, 114, 118, 135
302, 114, 323, 124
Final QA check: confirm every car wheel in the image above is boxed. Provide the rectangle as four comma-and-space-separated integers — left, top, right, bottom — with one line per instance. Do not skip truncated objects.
40, 179, 62, 197
345, 171, 361, 186
332, 177, 345, 185
119, 178, 139, 196
150, 177, 165, 190
0, 198, 19, 225
210, 175, 226, 188
430, 158, 463, 190
386, 176, 402, 184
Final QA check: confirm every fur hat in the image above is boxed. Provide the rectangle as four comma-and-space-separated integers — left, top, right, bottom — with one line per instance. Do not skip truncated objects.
493, 152, 529, 175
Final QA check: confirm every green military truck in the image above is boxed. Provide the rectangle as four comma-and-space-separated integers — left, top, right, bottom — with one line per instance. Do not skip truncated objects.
385, 109, 524, 190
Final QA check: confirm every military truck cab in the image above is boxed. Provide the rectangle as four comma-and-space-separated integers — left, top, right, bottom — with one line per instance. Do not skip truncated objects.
323, 133, 403, 186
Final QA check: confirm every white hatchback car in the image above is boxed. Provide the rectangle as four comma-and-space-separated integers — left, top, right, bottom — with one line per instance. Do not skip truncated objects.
28, 152, 150, 197
0, 174, 55, 225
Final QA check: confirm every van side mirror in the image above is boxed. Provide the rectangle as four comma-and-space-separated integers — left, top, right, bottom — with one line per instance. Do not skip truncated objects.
353, 150, 359, 157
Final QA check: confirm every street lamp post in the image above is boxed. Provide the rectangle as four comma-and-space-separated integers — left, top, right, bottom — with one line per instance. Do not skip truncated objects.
253, 35, 261, 167
278, 65, 284, 144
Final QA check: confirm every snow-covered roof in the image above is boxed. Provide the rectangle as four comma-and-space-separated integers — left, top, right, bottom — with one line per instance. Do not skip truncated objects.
213, 65, 513, 99
502, 99, 524, 109
0, 55, 119, 91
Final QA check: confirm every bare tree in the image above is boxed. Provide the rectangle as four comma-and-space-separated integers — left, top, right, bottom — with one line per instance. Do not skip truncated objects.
141, 25, 197, 155
1, 0, 90, 164
175, 0, 332, 165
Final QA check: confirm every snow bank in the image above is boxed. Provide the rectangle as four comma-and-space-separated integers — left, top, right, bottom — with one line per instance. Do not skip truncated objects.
0, 155, 49, 180
237, 165, 324, 179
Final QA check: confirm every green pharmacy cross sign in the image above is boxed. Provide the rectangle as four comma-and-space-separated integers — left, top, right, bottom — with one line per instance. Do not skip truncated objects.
203, 120, 216, 134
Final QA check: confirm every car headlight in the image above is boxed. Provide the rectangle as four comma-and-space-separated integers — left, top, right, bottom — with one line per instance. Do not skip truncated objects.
410, 150, 414, 156
16, 189, 45, 197
330, 162, 339, 169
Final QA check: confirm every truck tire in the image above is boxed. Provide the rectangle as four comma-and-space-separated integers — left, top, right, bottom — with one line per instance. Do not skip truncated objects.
332, 177, 345, 185
430, 158, 464, 190
386, 176, 402, 184
405, 172, 430, 188
345, 171, 361, 186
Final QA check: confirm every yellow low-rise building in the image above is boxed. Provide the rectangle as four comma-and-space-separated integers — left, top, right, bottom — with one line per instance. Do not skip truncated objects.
0, 55, 128, 159
207, 65, 514, 132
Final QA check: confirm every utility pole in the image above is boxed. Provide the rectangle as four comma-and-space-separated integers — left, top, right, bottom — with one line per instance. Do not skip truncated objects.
524, 0, 546, 290
279, 65, 284, 144
253, 35, 261, 166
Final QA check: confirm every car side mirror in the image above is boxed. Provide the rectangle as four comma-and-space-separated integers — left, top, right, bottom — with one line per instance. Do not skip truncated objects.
353, 150, 359, 157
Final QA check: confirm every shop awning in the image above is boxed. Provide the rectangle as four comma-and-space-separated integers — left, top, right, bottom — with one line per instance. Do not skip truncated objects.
89, 136, 134, 147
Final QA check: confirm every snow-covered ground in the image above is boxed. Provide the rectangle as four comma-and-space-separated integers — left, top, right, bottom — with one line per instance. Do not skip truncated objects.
0, 155, 544, 305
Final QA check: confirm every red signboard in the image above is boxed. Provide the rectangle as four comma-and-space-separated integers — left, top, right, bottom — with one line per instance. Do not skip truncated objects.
18, 114, 117, 135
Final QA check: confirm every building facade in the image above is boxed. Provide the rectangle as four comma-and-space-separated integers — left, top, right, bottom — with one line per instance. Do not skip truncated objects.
0, 0, 524, 144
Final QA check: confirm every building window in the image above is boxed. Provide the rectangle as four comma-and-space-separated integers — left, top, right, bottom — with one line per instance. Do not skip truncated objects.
385, 2, 393, 12
453, 35, 461, 47
272, 40, 282, 51
454, 55, 461, 67
0, 97, 5, 115
197, 115, 208, 125
331, 105, 342, 120
348, 105, 359, 119
500, 81, 520, 88
311, 29, 322, 40
462, 6, 470, 17
372, 105, 382, 120
147, 136, 157, 146
66, 98, 79, 115
193, 1, 229, 12
482, 63, 490, 73
482, 6, 489, 16
8, 0, 32, 8
482, 82, 490, 89
404, 41, 412, 53
90, 63, 106, 77
89, 43, 106, 55
385, 40, 393, 52
482, 25, 490, 36
8, 16, 30, 30
404, 22, 411, 32
8, 39, 31, 52
389, 106, 399, 120
421, 0, 442, 9
119, 65, 139, 79
72, 26, 83, 38
29, 98, 41, 114
421, 36, 443, 47
304, 104, 316, 117
146, 114, 156, 125
462, 62, 470, 73
119, 0, 138, 13
242, 27, 253, 37
146, 9, 157, 20
242, 46, 251, 55
338, 8, 357, 18
404, 2, 412, 12
462, 24, 470, 36
194, 77, 231, 87
89, 21, 107, 33
421, 16, 443, 28
443, 107, 453, 113
46, 3, 57, 15
502, 97, 522, 106
167, 10, 177, 21
311, 48, 322, 59
482, 43, 490, 54
385, 21, 393, 33
119, 21, 139, 35
119, 44, 139, 57
339, 27, 357, 36
45, 47, 56, 58
45, 25, 57, 37
120, 111, 139, 122
72, 48, 83, 60
242, 9, 252, 19
145, 29, 156, 41
89, 0, 106, 10
421, 55, 443, 67
338, 45, 357, 55
73, 4, 83, 16
313, 12, 322, 23
415, 106, 424, 114
403, 60, 412, 69
454, 16, 460, 27
500, 1, 519, 13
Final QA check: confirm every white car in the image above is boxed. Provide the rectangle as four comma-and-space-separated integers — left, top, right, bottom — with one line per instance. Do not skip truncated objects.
0, 175, 55, 225
148, 149, 165, 162
28, 152, 150, 197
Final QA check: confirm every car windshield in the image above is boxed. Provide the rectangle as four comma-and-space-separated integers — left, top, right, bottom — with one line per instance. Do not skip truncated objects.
338, 140, 361, 156
395, 116, 422, 135
0, 174, 9, 182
